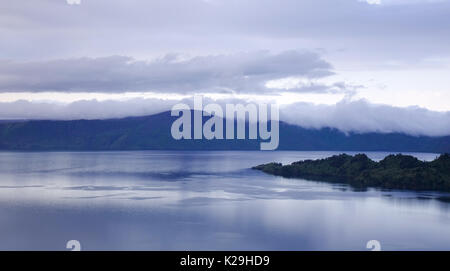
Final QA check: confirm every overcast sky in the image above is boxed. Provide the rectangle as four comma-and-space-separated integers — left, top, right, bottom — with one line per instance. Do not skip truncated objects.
0, 0, 449, 135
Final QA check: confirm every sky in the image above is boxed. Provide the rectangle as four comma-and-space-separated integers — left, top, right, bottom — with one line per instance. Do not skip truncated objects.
0, 0, 449, 135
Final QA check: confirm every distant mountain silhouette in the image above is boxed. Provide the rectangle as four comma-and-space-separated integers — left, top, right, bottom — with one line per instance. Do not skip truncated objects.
0, 111, 449, 152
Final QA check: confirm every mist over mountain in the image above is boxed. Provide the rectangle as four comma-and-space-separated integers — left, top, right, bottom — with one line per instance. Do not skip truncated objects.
2, 98, 450, 137
0, 111, 448, 153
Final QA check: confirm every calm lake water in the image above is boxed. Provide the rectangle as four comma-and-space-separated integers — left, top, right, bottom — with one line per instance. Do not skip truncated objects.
0, 151, 449, 251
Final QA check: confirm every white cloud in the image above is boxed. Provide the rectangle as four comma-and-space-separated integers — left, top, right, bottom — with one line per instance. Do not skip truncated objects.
358, 0, 449, 5
0, 98, 178, 120
0, 97, 449, 137
66, 0, 81, 5
281, 99, 450, 136
359, 0, 381, 5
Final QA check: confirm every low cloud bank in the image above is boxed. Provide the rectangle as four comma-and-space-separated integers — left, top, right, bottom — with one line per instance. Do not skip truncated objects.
1, 98, 449, 137
281, 100, 450, 137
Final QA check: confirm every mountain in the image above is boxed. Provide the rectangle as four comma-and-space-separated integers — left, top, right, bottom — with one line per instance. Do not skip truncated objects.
0, 111, 449, 152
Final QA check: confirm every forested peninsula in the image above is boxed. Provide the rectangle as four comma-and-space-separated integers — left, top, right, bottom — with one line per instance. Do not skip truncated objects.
253, 154, 450, 192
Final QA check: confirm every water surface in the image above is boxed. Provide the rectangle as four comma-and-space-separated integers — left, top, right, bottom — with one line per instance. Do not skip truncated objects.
0, 151, 448, 250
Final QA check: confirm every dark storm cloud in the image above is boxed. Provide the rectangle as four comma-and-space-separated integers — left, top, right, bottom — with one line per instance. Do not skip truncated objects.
0, 51, 334, 93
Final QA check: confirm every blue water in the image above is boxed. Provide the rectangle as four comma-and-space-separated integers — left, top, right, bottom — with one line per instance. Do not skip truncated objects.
0, 151, 449, 251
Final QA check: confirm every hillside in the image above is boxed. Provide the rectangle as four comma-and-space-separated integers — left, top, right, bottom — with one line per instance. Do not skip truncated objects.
0, 111, 449, 152
253, 154, 450, 192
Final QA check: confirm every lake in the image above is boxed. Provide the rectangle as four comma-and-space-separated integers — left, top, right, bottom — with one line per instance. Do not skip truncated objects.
0, 151, 449, 250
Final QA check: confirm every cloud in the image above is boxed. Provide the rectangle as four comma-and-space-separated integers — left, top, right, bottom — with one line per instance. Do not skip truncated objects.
66, 0, 81, 5
1, 0, 449, 62
359, 0, 381, 4
1, 97, 449, 137
0, 51, 335, 94
359, 0, 448, 5
0, 98, 179, 120
281, 99, 450, 136
0, 0, 448, 127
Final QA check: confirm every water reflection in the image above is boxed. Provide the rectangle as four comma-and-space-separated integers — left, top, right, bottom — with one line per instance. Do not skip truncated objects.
0, 151, 449, 250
